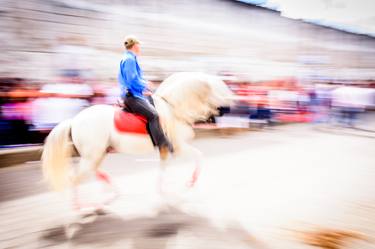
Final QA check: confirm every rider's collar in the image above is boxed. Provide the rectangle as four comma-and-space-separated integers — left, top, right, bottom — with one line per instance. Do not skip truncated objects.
126, 51, 137, 58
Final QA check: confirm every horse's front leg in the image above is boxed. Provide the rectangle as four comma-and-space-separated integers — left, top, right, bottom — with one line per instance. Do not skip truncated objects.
96, 170, 120, 206
181, 144, 203, 188
188, 161, 201, 188
158, 148, 170, 195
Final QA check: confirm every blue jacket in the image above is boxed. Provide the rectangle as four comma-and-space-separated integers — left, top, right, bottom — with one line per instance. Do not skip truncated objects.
118, 51, 146, 99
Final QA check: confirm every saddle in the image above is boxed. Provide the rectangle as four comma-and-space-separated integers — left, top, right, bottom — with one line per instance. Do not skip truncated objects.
114, 108, 148, 134
113, 98, 156, 145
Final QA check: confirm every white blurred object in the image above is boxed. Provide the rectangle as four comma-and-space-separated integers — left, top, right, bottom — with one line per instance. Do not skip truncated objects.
41, 83, 93, 96
55, 44, 95, 74
266, 0, 375, 36
216, 115, 249, 128
105, 86, 122, 105
31, 83, 93, 130
31, 97, 89, 130
332, 86, 374, 109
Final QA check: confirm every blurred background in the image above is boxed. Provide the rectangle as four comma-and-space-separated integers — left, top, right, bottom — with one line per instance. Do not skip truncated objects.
0, 1, 375, 248
1, 0, 374, 147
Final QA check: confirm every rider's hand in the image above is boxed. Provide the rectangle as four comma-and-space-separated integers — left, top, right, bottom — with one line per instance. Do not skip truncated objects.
144, 81, 155, 96
147, 81, 155, 89
144, 90, 152, 96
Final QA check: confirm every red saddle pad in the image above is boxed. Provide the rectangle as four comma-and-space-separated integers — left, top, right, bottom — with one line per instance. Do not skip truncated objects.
114, 108, 148, 134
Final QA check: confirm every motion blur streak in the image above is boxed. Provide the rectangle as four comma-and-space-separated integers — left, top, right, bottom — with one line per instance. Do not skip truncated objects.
0, 1, 375, 249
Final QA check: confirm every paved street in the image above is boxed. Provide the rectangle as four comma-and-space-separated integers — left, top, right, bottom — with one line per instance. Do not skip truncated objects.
1, 123, 375, 249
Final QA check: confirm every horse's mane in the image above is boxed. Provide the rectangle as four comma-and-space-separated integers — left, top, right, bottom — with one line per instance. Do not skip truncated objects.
152, 72, 232, 153
154, 72, 233, 125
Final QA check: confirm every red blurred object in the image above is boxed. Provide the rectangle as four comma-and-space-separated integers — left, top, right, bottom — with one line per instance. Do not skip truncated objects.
275, 112, 312, 123
114, 108, 148, 134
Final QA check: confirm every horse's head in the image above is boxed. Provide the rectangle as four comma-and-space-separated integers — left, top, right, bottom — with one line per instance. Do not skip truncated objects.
151, 72, 233, 152
154, 72, 233, 125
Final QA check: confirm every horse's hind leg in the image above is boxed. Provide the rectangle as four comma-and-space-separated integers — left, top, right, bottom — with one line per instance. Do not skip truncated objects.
72, 153, 119, 213
158, 158, 169, 195
71, 155, 105, 212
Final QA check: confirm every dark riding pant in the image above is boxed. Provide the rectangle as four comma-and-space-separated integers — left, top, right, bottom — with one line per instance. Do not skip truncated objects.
124, 95, 169, 147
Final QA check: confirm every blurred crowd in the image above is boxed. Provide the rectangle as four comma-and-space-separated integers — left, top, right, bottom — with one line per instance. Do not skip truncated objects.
0, 76, 121, 147
1, 74, 375, 147
222, 77, 375, 128
1, 0, 374, 148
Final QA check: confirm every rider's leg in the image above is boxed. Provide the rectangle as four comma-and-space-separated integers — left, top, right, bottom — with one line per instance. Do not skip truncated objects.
124, 96, 172, 152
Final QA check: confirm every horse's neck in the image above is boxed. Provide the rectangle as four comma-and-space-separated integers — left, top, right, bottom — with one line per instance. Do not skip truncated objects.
153, 96, 178, 139
152, 95, 172, 123
153, 96, 195, 152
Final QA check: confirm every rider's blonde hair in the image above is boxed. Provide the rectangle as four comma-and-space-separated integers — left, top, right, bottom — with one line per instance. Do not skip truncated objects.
124, 35, 140, 50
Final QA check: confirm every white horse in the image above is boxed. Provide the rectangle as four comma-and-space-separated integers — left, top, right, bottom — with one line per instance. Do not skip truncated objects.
42, 72, 232, 211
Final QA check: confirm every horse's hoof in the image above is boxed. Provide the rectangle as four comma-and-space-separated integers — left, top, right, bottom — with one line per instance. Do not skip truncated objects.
80, 212, 99, 224
65, 223, 81, 239
95, 207, 109, 216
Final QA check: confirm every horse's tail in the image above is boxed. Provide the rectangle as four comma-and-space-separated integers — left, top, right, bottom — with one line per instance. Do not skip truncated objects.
42, 119, 73, 191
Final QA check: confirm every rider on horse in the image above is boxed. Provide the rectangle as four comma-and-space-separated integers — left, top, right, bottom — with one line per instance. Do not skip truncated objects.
118, 35, 173, 158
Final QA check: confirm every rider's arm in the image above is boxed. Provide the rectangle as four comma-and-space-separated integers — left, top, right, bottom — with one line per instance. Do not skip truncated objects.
123, 58, 146, 93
